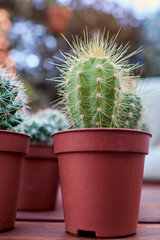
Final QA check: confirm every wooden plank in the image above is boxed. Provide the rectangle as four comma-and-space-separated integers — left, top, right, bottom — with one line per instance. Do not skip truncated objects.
16, 209, 64, 222
0, 222, 160, 239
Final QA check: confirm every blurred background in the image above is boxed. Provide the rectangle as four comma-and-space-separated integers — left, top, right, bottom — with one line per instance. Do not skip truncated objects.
0, 0, 160, 109
1, 0, 160, 180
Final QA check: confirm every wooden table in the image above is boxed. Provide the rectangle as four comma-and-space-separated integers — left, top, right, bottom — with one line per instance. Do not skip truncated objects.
0, 184, 160, 239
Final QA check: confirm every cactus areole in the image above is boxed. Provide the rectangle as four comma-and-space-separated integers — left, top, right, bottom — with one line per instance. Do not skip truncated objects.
52, 31, 151, 238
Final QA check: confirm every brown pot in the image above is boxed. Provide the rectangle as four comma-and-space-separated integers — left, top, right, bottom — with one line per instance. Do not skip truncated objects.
0, 130, 30, 232
46, 5, 72, 33
18, 143, 59, 211
53, 128, 151, 238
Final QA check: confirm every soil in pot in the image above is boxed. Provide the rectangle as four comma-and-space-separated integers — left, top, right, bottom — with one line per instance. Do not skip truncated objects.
53, 128, 151, 238
18, 143, 59, 211
0, 130, 30, 232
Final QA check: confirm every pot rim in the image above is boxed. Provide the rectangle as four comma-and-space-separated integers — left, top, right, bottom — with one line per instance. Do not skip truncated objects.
29, 142, 53, 147
53, 128, 151, 154
0, 130, 31, 154
26, 142, 56, 159
52, 128, 152, 137
0, 129, 31, 139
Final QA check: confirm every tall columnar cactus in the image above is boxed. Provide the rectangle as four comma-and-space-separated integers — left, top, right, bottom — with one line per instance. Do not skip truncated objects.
0, 67, 28, 130
55, 31, 143, 129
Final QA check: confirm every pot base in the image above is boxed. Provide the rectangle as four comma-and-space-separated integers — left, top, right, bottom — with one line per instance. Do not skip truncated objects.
0, 226, 14, 233
67, 230, 136, 239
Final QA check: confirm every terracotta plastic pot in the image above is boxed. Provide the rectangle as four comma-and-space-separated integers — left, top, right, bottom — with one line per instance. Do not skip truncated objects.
18, 143, 59, 211
53, 128, 151, 238
0, 130, 30, 232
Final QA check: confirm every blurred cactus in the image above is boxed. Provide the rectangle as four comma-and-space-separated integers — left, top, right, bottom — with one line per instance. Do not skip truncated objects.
54, 31, 143, 129
0, 66, 28, 130
18, 108, 68, 143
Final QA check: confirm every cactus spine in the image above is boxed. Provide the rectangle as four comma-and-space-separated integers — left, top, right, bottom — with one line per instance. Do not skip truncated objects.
55, 31, 143, 129
0, 67, 28, 130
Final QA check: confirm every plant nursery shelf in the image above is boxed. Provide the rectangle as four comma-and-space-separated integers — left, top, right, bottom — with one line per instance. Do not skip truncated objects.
0, 184, 160, 239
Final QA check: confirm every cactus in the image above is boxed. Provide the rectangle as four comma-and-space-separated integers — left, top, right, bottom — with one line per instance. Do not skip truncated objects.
0, 67, 28, 130
54, 31, 143, 129
116, 92, 142, 129
18, 108, 68, 143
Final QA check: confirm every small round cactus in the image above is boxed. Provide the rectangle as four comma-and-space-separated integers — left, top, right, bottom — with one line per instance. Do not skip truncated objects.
116, 92, 142, 129
0, 67, 28, 130
18, 108, 68, 143
54, 31, 143, 129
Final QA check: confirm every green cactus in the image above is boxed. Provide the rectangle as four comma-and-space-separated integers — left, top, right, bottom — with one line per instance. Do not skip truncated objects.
54, 31, 143, 129
116, 92, 142, 129
18, 108, 68, 143
0, 67, 28, 130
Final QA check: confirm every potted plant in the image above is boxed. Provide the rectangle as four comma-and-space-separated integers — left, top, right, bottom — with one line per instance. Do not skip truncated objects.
17, 108, 68, 211
0, 67, 30, 231
46, 0, 72, 34
52, 32, 151, 238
